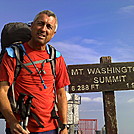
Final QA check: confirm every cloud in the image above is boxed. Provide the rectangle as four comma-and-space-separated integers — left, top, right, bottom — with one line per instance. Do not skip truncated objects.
81, 97, 92, 102
51, 38, 134, 67
79, 109, 103, 112
119, 5, 134, 14
93, 97, 103, 103
81, 97, 103, 103
51, 41, 100, 64
112, 41, 134, 62
82, 38, 104, 45
128, 98, 134, 103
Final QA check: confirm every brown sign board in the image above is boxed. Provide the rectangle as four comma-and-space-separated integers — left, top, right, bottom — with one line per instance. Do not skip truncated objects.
68, 62, 134, 93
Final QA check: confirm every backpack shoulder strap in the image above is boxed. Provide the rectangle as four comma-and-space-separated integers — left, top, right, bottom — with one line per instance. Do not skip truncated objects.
47, 44, 56, 78
47, 45, 64, 129
7, 44, 33, 76
47, 44, 61, 78
11, 44, 24, 80
4, 44, 24, 113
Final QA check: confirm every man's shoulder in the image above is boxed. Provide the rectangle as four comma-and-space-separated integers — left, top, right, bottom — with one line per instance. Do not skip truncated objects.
5, 43, 26, 58
46, 44, 62, 58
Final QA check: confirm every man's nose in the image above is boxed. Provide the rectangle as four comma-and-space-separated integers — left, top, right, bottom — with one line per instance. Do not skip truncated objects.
41, 25, 47, 32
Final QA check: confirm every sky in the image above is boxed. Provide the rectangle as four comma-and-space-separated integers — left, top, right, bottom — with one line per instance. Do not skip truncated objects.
0, 0, 134, 134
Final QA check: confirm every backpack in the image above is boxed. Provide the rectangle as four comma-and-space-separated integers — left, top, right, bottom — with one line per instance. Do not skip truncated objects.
1, 22, 31, 49
0, 22, 63, 129
0, 22, 31, 62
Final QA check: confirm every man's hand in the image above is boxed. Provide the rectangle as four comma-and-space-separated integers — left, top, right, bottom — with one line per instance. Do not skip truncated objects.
0, 81, 29, 134
59, 128, 68, 134
10, 121, 30, 134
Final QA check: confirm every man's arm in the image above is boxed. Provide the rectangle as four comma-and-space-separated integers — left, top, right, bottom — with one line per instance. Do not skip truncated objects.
0, 81, 29, 134
56, 87, 68, 134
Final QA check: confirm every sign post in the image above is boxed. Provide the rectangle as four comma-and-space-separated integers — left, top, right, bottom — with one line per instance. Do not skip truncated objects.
100, 57, 117, 134
68, 56, 134, 134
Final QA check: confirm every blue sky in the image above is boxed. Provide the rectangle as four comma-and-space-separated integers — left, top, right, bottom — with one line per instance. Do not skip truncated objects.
1, 0, 134, 134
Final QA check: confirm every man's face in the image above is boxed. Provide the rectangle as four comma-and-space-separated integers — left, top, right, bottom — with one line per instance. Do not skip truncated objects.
31, 14, 57, 45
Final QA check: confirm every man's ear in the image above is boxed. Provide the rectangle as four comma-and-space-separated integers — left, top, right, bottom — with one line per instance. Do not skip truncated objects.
51, 31, 56, 39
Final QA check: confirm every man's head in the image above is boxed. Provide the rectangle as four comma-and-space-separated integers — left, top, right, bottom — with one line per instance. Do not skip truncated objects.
33, 10, 58, 32
30, 10, 58, 47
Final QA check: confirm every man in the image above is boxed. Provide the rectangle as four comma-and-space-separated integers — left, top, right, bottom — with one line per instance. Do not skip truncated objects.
0, 10, 70, 134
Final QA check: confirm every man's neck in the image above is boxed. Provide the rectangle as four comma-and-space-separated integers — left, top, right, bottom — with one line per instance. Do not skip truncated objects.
28, 40, 46, 50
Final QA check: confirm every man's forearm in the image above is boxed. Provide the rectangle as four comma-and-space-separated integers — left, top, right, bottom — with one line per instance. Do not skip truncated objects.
0, 81, 18, 125
57, 88, 68, 124
0, 88, 18, 125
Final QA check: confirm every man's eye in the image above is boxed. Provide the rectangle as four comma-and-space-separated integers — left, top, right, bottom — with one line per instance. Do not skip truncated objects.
47, 24, 53, 30
37, 21, 44, 26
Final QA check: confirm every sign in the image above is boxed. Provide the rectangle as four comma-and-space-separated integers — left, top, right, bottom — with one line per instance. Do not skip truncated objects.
67, 104, 79, 124
67, 94, 80, 124
68, 62, 134, 93
68, 94, 81, 105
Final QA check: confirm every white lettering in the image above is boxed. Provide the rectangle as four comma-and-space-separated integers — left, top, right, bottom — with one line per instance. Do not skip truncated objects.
71, 69, 84, 75
87, 68, 96, 74
94, 77, 99, 83
87, 66, 134, 75
101, 68, 107, 74
95, 68, 101, 74
71, 86, 76, 91
93, 75, 127, 84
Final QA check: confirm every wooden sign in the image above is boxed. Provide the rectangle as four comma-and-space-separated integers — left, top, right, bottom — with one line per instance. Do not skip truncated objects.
68, 57, 119, 134
68, 62, 134, 93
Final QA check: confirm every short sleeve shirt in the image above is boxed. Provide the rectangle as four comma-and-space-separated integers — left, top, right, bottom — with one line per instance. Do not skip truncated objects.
0, 43, 70, 132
